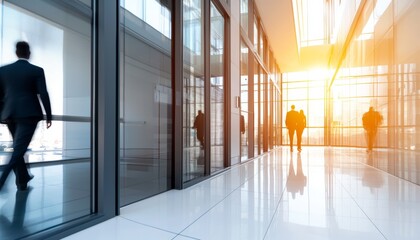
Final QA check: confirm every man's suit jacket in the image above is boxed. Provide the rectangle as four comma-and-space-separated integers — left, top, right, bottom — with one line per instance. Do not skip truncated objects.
0, 59, 52, 122
285, 110, 299, 130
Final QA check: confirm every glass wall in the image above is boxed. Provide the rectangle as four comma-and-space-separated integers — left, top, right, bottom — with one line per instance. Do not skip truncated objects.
327, 0, 420, 187
210, 2, 225, 173
253, 61, 260, 154
329, 0, 394, 149
119, 0, 172, 206
240, 41, 249, 161
240, 0, 249, 35
0, 1, 92, 239
183, 0, 206, 182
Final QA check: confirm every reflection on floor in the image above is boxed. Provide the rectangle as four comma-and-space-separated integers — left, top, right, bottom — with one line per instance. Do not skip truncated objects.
64, 146, 420, 240
0, 162, 91, 240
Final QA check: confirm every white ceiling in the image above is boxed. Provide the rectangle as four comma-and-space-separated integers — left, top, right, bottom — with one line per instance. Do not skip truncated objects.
254, 0, 331, 73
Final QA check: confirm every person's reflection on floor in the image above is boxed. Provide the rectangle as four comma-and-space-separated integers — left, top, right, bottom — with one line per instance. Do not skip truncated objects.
362, 152, 383, 192
0, 187, 32, 239
286, 152, 307, 199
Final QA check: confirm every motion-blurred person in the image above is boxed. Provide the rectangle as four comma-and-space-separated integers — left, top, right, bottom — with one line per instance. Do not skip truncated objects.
0, 41, 52, 191
362, 107, 383, 152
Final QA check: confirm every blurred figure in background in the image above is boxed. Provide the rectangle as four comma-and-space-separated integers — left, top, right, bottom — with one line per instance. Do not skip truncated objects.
362, 107, 383, 152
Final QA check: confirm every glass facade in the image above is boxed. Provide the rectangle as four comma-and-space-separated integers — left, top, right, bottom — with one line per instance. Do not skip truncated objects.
329, 0, 420, 152
327, 0, 420, 183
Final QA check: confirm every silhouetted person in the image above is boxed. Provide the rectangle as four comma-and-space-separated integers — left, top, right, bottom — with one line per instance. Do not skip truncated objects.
0, 41, 52, 191
193, 110, 205, 148
285, 105, 299, 151
362, 107, 383, 152
296, 110, 306, 152
240, 114, 245, 134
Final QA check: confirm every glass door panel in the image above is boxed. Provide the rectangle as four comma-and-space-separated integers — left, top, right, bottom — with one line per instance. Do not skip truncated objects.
183, 0, 206, 182
210, 2, 225, 173
254, 61, 260, 154
119, 0, 172, 205
240, 42, 249, 161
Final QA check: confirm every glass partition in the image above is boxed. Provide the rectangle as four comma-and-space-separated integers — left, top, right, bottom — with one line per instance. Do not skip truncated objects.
210, 2, 225, 173
240, 41, 249, 161
240, 0, 249, 35
254, 60, 260, 154
0, 1, 92, 239
183, 0, 206, 182
119, 0, 172, 206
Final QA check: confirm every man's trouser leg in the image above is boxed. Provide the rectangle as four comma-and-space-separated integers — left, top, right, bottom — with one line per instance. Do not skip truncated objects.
288, 129, 295, 150
0, 121, 38, 189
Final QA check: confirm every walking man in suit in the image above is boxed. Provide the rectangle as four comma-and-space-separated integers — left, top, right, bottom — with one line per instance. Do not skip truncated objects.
285, 105, 299, 152
0, 41, 52, 191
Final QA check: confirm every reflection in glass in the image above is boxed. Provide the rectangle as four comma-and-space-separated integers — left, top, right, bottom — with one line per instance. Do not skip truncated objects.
210, 2, 225, 173
254, 60, 260, 154
183, 0, 205, 182
119, 1, 172, 205
260, 72, 265, 151
240, 0, 248, 35
121, 0, 171, 38
240, 42, 249, 161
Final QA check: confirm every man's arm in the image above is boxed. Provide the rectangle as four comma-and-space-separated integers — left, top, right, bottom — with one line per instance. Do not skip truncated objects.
36, 68, 52, 128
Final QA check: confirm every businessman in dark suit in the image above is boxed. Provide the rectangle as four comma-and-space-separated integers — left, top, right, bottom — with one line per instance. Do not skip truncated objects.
285, 105, 299, 152
0, 41, 52, 191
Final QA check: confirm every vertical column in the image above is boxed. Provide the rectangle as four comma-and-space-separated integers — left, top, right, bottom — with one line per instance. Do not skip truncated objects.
173, 0, 183, 189
96, 0, 119, 215
204, 0, 211, 175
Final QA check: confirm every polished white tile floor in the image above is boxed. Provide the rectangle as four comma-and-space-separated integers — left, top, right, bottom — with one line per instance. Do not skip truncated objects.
64, 147, 420, 240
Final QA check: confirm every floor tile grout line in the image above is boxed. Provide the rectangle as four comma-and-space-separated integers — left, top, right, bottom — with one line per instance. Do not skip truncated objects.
175, 175, 258, 236
119, 152, 269, 238
336, 173, 389, 240
119, 215, 180, 236
174, 155, 271, 237
261, 154, 290, 240
171, 233, 200, 240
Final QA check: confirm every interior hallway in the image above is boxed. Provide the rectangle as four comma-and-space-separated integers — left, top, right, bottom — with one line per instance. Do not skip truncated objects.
64, 146, 420, 240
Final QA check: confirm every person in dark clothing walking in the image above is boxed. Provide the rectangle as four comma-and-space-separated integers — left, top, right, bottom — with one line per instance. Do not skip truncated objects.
193, 110, 205, 148
296, 110, 306, 152
0, 41, 52, 191
285, 105, 299, 152
362, 107, 383, 152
